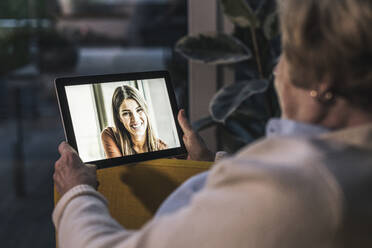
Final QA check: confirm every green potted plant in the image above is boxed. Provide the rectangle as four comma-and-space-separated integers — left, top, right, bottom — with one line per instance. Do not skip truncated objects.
0, 0, 75, 74
0, 0, 33, 75
175, 0, 281, 152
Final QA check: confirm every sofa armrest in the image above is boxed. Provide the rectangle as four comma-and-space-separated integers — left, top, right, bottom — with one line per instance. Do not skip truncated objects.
54, 158, 213, 229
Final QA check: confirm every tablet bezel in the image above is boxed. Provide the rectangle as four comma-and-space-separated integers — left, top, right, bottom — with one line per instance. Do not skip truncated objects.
55, 70, 186, 169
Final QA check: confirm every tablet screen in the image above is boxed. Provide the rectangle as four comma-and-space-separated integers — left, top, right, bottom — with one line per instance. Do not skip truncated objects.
55, 71, 185, 168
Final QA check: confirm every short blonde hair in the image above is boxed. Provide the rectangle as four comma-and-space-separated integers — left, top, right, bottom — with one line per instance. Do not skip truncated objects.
278, 0, 372, 108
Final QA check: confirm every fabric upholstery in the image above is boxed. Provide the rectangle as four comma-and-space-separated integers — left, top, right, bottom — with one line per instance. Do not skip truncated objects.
54, 158, 212, 229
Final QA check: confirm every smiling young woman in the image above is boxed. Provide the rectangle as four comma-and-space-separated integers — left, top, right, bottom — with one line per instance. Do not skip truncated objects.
101, 85, 167, 157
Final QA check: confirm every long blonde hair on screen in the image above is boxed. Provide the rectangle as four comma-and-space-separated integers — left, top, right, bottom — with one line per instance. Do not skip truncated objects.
112, 85, 158, 155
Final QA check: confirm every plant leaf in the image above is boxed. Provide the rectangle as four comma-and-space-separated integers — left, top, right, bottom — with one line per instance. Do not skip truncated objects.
0, 28, 30, 74
255, 0, 276, 21
210, 79, 269, 123
220, 0, 259, 28
224, 119, 257, 144
192, 116, 217, 132
224, 117, 270, 145
263, 11, 279, 40
233, 94, 270, 120
175, 33, 252, 65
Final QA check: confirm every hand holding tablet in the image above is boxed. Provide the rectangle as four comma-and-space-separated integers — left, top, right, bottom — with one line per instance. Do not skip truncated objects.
55, 71, 186, 169
177, 110, 214, 161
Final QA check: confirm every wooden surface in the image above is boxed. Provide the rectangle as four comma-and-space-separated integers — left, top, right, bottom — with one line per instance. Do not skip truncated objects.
54, 159, 213, 229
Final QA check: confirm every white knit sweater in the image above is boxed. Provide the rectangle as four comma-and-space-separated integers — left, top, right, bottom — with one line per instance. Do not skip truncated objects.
53, 124, 372, 248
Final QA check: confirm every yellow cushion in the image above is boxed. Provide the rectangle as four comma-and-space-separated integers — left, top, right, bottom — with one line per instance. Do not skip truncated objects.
54, 159, 213, 229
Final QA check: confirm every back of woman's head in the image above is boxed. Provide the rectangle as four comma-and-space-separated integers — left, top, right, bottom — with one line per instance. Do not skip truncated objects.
278, 0, 372, 109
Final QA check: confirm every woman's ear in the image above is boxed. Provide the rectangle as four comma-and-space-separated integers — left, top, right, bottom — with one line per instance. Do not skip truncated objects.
318, 76, 332, 93
311, 76, 335, 103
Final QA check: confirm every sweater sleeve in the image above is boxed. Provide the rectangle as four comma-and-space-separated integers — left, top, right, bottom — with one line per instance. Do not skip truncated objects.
53, 185, 136, 248
153, 151, 228, 217
53, 140, 342, 248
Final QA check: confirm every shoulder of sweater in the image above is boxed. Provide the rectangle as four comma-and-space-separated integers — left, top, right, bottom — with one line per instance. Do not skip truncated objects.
207, 136, 341, 206
101, 126, 119, 140
204, 136, 343, 231
101, 126, 114, 135
210, 136, 321, 172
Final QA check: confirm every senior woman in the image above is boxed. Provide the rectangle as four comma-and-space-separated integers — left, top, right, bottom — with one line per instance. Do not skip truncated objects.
101, 85, 167, 158
53, 0, 372, 247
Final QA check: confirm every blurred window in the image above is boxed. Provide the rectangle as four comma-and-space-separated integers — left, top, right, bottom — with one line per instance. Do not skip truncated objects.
0, 1, 187, 245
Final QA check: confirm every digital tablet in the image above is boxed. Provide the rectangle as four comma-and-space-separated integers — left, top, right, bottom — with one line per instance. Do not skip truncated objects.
55, 71, 186, 169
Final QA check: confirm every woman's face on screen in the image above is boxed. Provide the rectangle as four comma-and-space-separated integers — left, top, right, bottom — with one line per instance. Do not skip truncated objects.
119, 98, 148, 138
